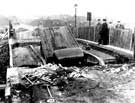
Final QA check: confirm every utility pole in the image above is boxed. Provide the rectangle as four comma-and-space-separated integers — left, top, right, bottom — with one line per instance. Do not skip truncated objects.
89, 19, 91, 40
74, 3, 78, 37
133, 28, 135, 61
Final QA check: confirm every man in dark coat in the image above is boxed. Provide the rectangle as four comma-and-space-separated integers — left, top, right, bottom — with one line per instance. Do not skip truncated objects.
95, 19, 102, 43
99, 19, 109, 45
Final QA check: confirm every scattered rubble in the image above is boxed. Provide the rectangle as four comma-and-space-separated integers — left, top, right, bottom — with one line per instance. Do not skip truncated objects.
5, 63, 135, 103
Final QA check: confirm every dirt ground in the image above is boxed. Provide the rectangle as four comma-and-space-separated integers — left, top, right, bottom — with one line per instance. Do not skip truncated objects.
18, 64, 135, 103
50, 64, 135, 103
1, 62, 135, 103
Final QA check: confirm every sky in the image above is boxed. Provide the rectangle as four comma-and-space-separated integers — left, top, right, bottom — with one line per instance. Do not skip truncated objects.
0, 0, 135, 26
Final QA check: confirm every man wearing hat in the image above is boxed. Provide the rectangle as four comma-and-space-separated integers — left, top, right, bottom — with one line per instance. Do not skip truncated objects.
99, 19, 109, 45
95, 19, 102, 43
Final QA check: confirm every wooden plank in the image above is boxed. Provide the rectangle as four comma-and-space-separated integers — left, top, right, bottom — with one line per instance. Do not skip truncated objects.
40, 28, 52, 59
134, 28, 135, 60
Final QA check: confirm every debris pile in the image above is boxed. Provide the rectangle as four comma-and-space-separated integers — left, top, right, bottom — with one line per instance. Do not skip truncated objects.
9, 64, 100, 88
7, 64, 103, 102
0, 43, 9, 84
6, 62, 135, 103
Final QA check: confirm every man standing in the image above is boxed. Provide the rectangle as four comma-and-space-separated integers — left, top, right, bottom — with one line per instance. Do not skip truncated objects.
99, 19, 109, 45
115, 21, 121, 29
95, 19, 102, 43
116, 21, 125, 29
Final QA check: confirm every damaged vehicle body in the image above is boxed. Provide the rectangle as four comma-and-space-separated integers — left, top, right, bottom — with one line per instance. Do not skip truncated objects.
2, 23, 131, 103
4, 24, 101, 103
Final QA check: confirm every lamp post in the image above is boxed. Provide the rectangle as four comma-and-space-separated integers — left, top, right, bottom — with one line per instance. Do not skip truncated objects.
74, 4, 77, 28
74, 3, 78, 37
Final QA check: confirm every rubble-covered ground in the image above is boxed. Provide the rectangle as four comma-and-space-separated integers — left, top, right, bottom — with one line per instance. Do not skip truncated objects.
5, 63, 135, 103
53, 64, 135, 103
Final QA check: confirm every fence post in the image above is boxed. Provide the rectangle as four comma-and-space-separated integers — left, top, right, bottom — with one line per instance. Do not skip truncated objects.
109, 28, 111, 45
134, 28, 135, 60
88, 21, 91, 41
94, 26, 96, 42
129, 29, 133, 50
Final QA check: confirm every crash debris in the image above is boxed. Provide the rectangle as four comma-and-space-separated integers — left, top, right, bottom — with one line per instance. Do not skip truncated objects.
6, 63, 102, 103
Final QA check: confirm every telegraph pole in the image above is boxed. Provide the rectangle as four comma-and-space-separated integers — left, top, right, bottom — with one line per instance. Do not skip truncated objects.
133, 28, 135, 61
74, 3, 78, 37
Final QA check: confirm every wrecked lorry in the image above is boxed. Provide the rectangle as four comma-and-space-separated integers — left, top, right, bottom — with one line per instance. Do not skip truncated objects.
8, 25, 106, 67
4, 24, 107, 103
3, 21, 132, 102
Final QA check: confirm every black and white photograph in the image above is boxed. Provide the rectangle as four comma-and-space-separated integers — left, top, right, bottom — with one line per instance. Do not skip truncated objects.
0, 0, 135, 103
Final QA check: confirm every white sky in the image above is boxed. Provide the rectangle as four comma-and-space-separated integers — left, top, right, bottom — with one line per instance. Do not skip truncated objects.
0, 0, 135, 25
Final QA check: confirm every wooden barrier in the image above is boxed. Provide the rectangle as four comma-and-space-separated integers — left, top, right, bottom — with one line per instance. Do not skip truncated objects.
77, 26, 133, 51
109, 28, 133, 50
78, 26, 95, 41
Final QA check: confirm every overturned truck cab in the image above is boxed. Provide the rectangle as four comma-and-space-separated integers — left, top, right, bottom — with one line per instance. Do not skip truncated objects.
5, 25, 104, 102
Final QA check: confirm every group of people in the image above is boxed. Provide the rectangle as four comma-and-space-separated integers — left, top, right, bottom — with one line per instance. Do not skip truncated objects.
96, 19, 109, 45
